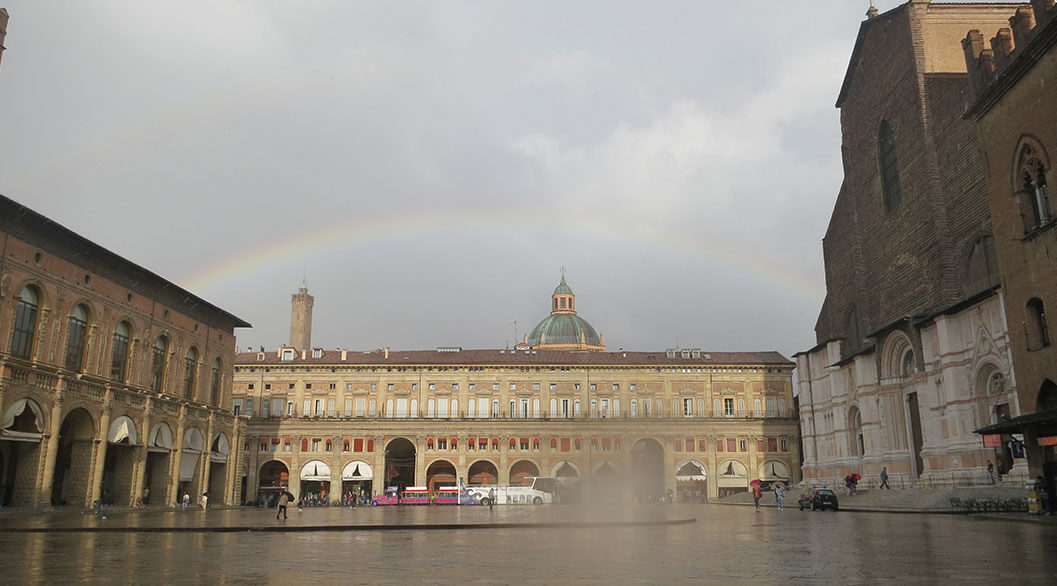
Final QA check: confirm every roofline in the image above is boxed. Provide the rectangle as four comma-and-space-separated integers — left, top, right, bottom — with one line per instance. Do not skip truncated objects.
0, 194, 251, 328
836, 4, 906, 108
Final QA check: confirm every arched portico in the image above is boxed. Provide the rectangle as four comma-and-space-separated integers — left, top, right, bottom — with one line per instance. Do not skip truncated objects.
208, 432, 230, 501
102, 415, 138, 506
179, 427, 205, 500
676, 460, 707, 503
0, 398, 46, 506
467, 459, 498, 485
631, 438, 665, 501
144, 422, 174, 505
51, 407, 96, 507
716, 459, 749, 497
509, 460, 540, 486
258, 460, 289, 507
342, 460, 374, 499
384, 438, 416, 491
426, 459, 456, 493
300, 460, 332, 503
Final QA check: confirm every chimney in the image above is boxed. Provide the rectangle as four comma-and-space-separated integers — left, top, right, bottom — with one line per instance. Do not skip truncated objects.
1010, 7, 1036, 49
991, 28, 1014, 68
384, 346, 389, 359
289, 281, 314, 351
341, 349, 347, 361
962, 30, 994, 97
1032, 0, 1055, 24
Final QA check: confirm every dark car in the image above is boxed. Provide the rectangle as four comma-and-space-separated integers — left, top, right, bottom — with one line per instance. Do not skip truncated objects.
799, 488, 839, 511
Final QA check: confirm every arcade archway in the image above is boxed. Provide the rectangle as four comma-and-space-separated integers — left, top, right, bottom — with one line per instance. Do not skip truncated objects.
467, 460, 498, 485
102, 415, 138, 506
179, 427, 205, 500
509, 460, 540, 486
208, 433, 230, 502
0, 398, 45, 506
258, 460, 289, 507
300, 460, 332, 504
144, 422, 173, 505
426, 459, 457, 493
631, 438, 665, 501
676, 460, 707, 503
342, 460, 374, 501
717, 459, 749, 497
384, 438, 416, 491
51, 407, 95, 507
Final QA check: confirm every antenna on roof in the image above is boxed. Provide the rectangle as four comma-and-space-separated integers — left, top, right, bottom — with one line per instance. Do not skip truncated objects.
512, 320, 518, 346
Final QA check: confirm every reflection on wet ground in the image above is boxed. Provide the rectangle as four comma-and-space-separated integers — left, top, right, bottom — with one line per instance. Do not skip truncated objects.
1, 504, 1055, 583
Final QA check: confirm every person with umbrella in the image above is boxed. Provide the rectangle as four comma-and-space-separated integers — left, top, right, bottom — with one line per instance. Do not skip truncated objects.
750, 479, 762, 511
774, 482, 786, 511
276, 487, 292, 520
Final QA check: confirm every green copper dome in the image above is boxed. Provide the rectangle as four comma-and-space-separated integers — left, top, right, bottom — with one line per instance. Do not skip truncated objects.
529, 313, 601, 346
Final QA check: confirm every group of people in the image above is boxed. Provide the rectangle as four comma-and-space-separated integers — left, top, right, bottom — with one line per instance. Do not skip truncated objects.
751, 483, 786, 511
179, 492, 209, 511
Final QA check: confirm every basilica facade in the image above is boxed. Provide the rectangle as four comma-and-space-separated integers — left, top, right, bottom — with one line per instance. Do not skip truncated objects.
232, 279, 799, 504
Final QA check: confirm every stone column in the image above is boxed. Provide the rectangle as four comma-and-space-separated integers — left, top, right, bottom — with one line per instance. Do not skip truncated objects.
414, 435, 426, 487
89, 388, 113, 506
132, 398, 152, 506
706, 435, 719, 501
39, 388, 66, 506
168, 405, 186, 508
663, 435, 676, 496
372, 435, 385, 495
226, 419, 241, 505
201, 411, 215, 500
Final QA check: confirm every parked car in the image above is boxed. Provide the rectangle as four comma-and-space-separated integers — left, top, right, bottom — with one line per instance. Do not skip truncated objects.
799, 488, 839, 511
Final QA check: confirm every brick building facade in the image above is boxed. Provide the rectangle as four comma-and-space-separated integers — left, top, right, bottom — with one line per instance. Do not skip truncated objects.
0, 195, 249, 508
964, 1, 1057, 491
232, 280, 799, 505
796, 1, 1027, 488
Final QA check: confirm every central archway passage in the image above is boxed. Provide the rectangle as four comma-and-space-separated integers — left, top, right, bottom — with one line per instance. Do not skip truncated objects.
467, 460, 498, 485
384, 438, 416, 492
426, 460, 457, 493
52, 408, 95, 507
631, 438, 665, 501
258, 461, 289, 507
509, 460, 540, 486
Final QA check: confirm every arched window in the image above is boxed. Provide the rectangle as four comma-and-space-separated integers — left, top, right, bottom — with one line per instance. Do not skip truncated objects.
630, 400, 638, 418
1015, 139, 1052, 232
183, 347, 198, 400
10, 286, 40, 359
901, 348, 915, 377
468, 399, 477, 419
879, 119, 902, 212
492, 399, 499, 418
210, 358, 222, 405
110, 321, 131, 382
451, 399, 458, 418
64, 304, 89, 371
1027, 298, 1051, 350
427, 398, 436, 417
151, 337, 169, 392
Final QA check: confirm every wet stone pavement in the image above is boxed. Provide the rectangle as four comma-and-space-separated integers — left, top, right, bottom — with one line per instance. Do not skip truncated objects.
0, 504, 1055, 584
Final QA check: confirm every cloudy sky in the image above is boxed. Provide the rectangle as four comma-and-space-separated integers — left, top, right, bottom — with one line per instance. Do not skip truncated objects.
0, 1, 959, 358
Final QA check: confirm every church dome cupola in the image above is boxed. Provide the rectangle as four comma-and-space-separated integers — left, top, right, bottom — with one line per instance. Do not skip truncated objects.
529, 272, 605, 352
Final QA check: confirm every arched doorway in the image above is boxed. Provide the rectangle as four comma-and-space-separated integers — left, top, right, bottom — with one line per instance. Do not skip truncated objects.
467, 460, 498, 485
716, 459, 749, 497
509, 460, 540, 486
848, 406, 864, 464
51, 407, 95, 506
593, 461, 619, 478
0, 397, 45, 506
299, 460, 332, 504
384, 438, 416, 492
631, 438, 665, 501
208, 433, 230, 503
102, 415, 138, 506
144, 422, 174, 505
551, 461, 582, 504
258, 460, 289, 507
676, 460, 707, 503
342, 460, 374, 502
426, 460, 457, 493
179, 427, 205, 502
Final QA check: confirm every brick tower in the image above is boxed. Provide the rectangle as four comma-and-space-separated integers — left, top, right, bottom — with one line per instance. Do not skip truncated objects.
290, 280, 314, 351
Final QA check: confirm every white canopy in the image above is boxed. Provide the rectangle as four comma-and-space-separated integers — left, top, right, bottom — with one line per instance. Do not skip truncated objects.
179, 453, 199, 481
183, 427, 204, 452
676, 460, 708, 482
148, 422, 174, 453
108, 416, 138, 445
759, 460, 791, 480
210, 432, 230, 463
717, 460, 749, 488
0, 398, 45, 442
342, 461, 373, 480
300, 460, 331, 481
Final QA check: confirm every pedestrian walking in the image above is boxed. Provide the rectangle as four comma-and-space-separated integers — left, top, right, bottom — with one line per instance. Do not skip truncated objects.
181, 492, 190, 512
201, 492, 208, 509
276, 488, 290, 520
987, 461, 996, 485
752, 482, 761, 511
879, 467, 890, 489
775, 486, 785, 510
488, 487, 496, 512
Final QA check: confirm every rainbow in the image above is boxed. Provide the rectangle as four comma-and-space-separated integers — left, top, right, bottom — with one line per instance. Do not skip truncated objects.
179, 208, 826, 305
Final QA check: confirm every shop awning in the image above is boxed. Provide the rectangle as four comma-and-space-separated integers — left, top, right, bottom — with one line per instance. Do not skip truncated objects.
210, 433, 230, 463
148, 422, 174, 453
301, 461, 331, 481
342, 461, 373, 480
108, 416, 138, 445
975, 409, 1057, 435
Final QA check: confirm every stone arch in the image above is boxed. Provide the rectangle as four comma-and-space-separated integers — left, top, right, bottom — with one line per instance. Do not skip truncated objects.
205, 432, 230, 505
1011, 134, 1051, 193
0, 397, 46, 506
509, 460, 540, 486
299, 460, 332, 502
593, 460, 620, 477
1038, 380, 1057, 412
716, 459, 749, 497
881, 330, 915, 380
1, 396, 46, 435
144, 421, 174, 506
676, 460, 708, 503
258, 460, 289, 506
51, 407, 96, 506
631, 437, 665, 500
972, 360, 1008, 427
342, 460, 374, 498
848, 404, 864, 458
467, 459, 498, 485
1012, 135, 1053, 231
758, 460, 792, 483
384, 437, 416, 491
551, 460, 581, 479
178, 426, 205, 499
426, 459, 456, 493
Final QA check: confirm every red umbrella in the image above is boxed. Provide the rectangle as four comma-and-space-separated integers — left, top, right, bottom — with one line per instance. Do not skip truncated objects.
850, 473, 861, 481
749, 479, 762, 487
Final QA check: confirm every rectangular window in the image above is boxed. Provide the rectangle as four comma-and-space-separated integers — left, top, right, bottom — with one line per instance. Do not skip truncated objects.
232, 399, 242, 416
727, 438, 737, 452
354, 438, 364, 452
683, 398, 694, 417
469, 384, 476, 391
312, 439, 320, 451
781, 439, 788, 452
766, 398, 777, 417
612, 384, 619, 391
768, 438, 778, 452
590, 384, 597, 391
550, 383, 557, 390
510, 383, 516, 390
533, 383, 540, 390
630, 384, 636, 392
740, 440, 747, 452
355, 398, 366, 417
724, 398, 735, 416
387, 383, 394, 390
438, 439, 447, 450
493, 382, 500, 390
452, 383, 459, 390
